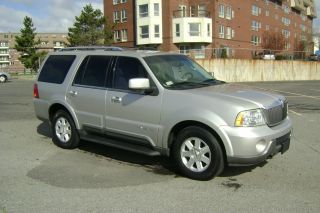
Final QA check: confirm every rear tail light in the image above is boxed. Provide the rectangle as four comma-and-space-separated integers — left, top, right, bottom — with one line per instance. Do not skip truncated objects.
33, 83, 39, 98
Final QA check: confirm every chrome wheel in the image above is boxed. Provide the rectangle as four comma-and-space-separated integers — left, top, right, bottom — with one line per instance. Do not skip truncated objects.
180, 137, 211, 172
55, 117, 72, 143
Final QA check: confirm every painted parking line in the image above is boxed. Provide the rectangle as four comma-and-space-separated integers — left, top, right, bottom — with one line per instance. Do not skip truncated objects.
289, 110, 302, 116
246, 85, 320, 100
270, 89, 320, 100
309, 89, 320, 92
286, 96, 320, 98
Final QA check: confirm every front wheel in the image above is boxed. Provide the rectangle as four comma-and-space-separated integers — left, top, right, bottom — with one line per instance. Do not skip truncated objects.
172, 126, 224, 180
51, 110, 80, 149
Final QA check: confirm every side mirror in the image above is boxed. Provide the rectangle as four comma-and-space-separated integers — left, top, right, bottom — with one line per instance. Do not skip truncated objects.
129, 78, 150, 90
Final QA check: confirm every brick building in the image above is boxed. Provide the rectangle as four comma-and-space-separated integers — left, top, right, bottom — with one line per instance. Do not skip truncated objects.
0, 33, 68, 72
104, 0, 317, 59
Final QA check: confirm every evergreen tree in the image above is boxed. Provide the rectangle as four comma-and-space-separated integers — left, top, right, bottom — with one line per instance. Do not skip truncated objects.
15, 16, 42, 72
68, 4, 114, 46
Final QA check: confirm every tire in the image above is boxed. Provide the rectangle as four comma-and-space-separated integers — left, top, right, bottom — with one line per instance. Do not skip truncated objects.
172, 126, 224, 180
0, 75, 7, 83
51, 110, 80, 149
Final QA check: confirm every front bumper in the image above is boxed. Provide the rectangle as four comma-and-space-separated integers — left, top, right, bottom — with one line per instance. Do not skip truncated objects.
220, 117, 292, 166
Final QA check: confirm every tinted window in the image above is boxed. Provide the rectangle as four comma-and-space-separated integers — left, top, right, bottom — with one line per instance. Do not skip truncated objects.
74, 56, 111, 87
38, 55, 76, 84
113, 57, 148, 90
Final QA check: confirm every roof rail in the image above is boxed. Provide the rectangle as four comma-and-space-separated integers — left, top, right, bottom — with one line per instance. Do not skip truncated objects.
59, 46, 124, 52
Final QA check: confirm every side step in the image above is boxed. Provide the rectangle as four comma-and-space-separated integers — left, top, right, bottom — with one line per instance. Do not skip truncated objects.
81, 135, 161, 157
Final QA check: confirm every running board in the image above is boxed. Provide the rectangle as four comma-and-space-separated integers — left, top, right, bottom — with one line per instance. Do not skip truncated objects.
81, 135, 161, 157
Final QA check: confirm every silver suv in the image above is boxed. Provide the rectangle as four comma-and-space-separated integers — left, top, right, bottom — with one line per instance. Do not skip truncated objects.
33, 48, 292, 180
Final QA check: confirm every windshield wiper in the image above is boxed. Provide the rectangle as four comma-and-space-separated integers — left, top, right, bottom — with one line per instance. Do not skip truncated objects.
202, 79, 225, 84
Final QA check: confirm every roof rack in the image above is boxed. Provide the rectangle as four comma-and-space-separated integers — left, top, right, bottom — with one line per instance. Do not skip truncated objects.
59, 46, 124, 52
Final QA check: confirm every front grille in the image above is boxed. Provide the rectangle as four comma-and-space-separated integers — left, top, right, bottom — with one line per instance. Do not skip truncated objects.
264, 101, 288, 126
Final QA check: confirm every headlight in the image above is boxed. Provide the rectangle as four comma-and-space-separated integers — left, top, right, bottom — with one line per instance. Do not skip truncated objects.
235, 109, 266, 127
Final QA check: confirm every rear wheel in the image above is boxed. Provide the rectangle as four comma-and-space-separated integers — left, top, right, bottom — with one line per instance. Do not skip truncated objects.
0, 75, 7, 83
172, 126, 224, 180
51, 110, 79, 149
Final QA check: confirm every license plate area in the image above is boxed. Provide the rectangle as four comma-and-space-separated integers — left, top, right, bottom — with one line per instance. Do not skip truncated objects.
276, 132, 291, 154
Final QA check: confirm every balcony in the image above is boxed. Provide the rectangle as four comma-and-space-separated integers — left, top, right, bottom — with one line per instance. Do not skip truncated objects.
290, 0, 305, 11
172, 10, 212, 44
173, 9, 210, 18
307, 6, 317, 18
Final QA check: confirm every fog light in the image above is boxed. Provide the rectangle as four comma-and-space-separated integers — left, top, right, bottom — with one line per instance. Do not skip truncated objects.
256, 140, 267, 153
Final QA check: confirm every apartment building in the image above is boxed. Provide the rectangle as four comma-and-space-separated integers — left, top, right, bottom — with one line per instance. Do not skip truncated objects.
0, 33, 68, 71
105, 0, 317, 59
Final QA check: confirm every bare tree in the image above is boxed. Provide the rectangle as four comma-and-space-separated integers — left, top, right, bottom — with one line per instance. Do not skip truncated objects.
261, 31, 287, 53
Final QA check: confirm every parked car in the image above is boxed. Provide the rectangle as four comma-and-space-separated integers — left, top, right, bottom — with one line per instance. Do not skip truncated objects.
0, 71, 11, 83
309, 54, 319, 61
33, 48, 292, 180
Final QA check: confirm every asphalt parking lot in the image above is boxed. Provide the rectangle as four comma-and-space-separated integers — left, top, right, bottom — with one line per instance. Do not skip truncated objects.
0, 79, 319, 213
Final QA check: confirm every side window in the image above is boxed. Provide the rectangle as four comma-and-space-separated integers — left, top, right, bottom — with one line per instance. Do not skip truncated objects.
74, 56, 111, 87
38, 55, 76, 84
113, 57, 148, 90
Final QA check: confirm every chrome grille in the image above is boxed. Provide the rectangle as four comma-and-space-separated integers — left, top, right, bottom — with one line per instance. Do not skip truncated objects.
264, 101, 288, 126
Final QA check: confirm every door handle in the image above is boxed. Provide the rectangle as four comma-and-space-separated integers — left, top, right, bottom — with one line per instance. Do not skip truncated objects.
111, 96, 122, 103
69, 90, 78, 96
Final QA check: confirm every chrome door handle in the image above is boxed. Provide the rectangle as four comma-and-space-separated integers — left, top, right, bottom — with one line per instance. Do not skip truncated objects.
69, 90, 78, 96
111, 96, 122, 103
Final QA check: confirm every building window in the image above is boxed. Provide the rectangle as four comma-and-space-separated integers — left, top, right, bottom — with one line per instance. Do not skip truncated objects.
114, 30, 120, 42
251, 35, 260, 46
266, 10, 269, 16
225, 6, 232, 20
140, 25, 149, 38
252, 5, 260, 16
189, 23, 200, 36
113, 11, 119, 23
199, 5, 206, 17
266, 25, 270, 31
282, 17, 290, 26
219, 5, 224, 18
121, 29, 128, 41
113, 0, 120, 5
219, 25, 225, 38
121, 0, 127, 3
154, 3, 159, 16
121, 10, 127, 22
282, 29, 290, 38
190, 5, 196, 17
207, 23, 211, 37
154, 25, 160, 38
139, 4, 148, 17
285, 42, 290, 50
176, 24, 180, 37
226, 27, 232, 39
251, 20, 260, 31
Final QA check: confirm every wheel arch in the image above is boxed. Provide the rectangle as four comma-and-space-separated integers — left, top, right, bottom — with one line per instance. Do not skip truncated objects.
168, 120, 228, 163
49, 103, 80, 129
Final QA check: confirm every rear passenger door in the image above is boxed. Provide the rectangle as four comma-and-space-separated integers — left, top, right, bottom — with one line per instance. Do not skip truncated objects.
105, 56, 162, 147
67, 55, 111, 131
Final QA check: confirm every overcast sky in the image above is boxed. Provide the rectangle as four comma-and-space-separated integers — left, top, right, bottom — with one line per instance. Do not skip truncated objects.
0, 0, 319, 33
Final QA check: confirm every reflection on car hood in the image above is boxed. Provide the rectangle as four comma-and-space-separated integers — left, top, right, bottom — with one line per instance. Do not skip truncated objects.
185, 83, 285, 109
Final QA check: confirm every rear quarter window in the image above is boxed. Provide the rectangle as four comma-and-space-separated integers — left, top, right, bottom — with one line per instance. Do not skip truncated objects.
38, 55, 76, 84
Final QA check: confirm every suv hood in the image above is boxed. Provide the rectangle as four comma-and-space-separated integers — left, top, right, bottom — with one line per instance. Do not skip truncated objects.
186, 83, 285, 109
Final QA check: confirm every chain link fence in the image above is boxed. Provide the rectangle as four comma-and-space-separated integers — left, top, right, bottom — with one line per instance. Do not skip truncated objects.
178, 48, 319, 61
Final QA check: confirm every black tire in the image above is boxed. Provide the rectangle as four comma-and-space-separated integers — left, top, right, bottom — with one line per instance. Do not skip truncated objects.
172, 126, 224, 180
51, 110, 80, 149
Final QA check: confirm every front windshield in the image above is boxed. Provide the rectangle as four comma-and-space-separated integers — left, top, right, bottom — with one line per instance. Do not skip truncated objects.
144, 54, 219, 89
